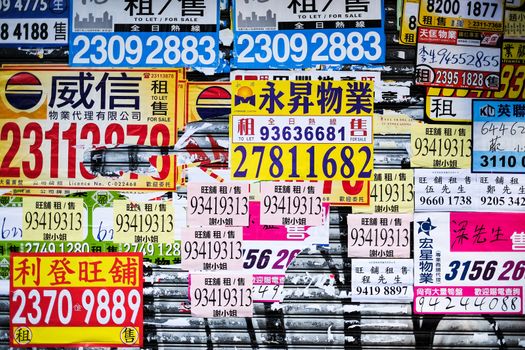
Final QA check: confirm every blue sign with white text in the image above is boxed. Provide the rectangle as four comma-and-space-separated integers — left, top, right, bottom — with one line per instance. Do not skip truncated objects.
232, 0, 386, 68
69, 0, 220, 68
472, 99, 525, 173
0, 0, 69, 47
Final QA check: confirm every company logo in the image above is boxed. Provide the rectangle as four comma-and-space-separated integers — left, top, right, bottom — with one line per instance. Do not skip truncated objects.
479, 104, 496, 117
234, 86, 255, 106
4, 72, 43, 111
417, 218, 436, 236
195, 86, 231, 119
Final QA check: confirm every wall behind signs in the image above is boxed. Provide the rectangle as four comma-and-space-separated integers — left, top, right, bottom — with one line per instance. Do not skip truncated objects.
0, 0, 524, 349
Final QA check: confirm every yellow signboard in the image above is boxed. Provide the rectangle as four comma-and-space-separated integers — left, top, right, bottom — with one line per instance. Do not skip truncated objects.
113, 200, 174, 244
0, 67, 179, 191
353, 169, 414, 213
22, 197, 85, 242
410, 123, 472, 168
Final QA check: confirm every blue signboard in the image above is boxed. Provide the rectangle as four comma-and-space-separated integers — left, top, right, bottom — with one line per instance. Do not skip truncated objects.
69, 0, 220, 68
472, 99, 525, 173
0, 0, 68, 47
232, 0, 386, 68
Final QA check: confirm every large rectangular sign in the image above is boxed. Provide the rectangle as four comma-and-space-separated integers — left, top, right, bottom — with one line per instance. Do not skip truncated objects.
0, 68, 179, 191
232, 0, 386, 68
10, 253, 143, 347
414, 212, 524, 314
69, 0, 219, 68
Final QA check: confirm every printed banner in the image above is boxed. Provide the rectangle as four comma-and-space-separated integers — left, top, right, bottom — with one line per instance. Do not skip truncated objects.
472, 99, 525, 173
414, 169, 525, 211
353, 169, 414, 214
415, 28, 502, 90
351, 259, 413, 302
414, 212, 524, 314
232, 0, 386, 68
70, 0, 219, 68
0, 0, 68, 47
410, 123, 471, 168
0, 67, 179, 191
418, 0, 505, 31
10, 253, 143, 347
347, 214, 412, 258
232, 80, 374, 116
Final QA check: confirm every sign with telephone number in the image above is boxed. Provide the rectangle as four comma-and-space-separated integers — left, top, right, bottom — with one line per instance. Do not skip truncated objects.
0, 0, 68, 47
472, 99, 525, 173
10, 253, 143, 347
0, 68, 179, 191
415, 27, 502, 90
414, 212, 524, 314
232, 0, 386, 68
70, 0, 219, 68
419, 0, 505, 31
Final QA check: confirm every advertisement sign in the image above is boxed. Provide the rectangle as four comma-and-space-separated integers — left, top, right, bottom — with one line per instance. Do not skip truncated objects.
410, 123, 471, 168
351, 259, 413, 302
260, 182, 324, 226
0, 0, 68, 47
418, 0, 505, 31
190, 272, 253, 317
425, 62, 525, 122
353, 169, 414, 214
232, 0, 386, 68
415, 27, 502, 90
472, 99, 525, 173
347, 214, 412, 258
181, 227, 244, 272
70, 0, 219, 68
187, 183, 249, 227
0, 68, 179, 191
10, 253, 143, 347
414, 212, 524, 314
414, 169, 525, 211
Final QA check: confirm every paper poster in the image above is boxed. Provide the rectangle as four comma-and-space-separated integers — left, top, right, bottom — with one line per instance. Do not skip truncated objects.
414, 212, 524, 314
347, 214, 412, 258
351, 259, 413, 302
10, 253, 143, 347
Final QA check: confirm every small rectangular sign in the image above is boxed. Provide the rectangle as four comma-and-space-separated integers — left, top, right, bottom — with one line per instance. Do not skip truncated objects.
410, 123, 472, 168
472, 99, 525, 173
190, 272, 253, 317
347, 214, 411, 258
260, 182, 324, 227
351, 259, 413, 302
415, 28, 502, 90
186, 183, 250, 227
